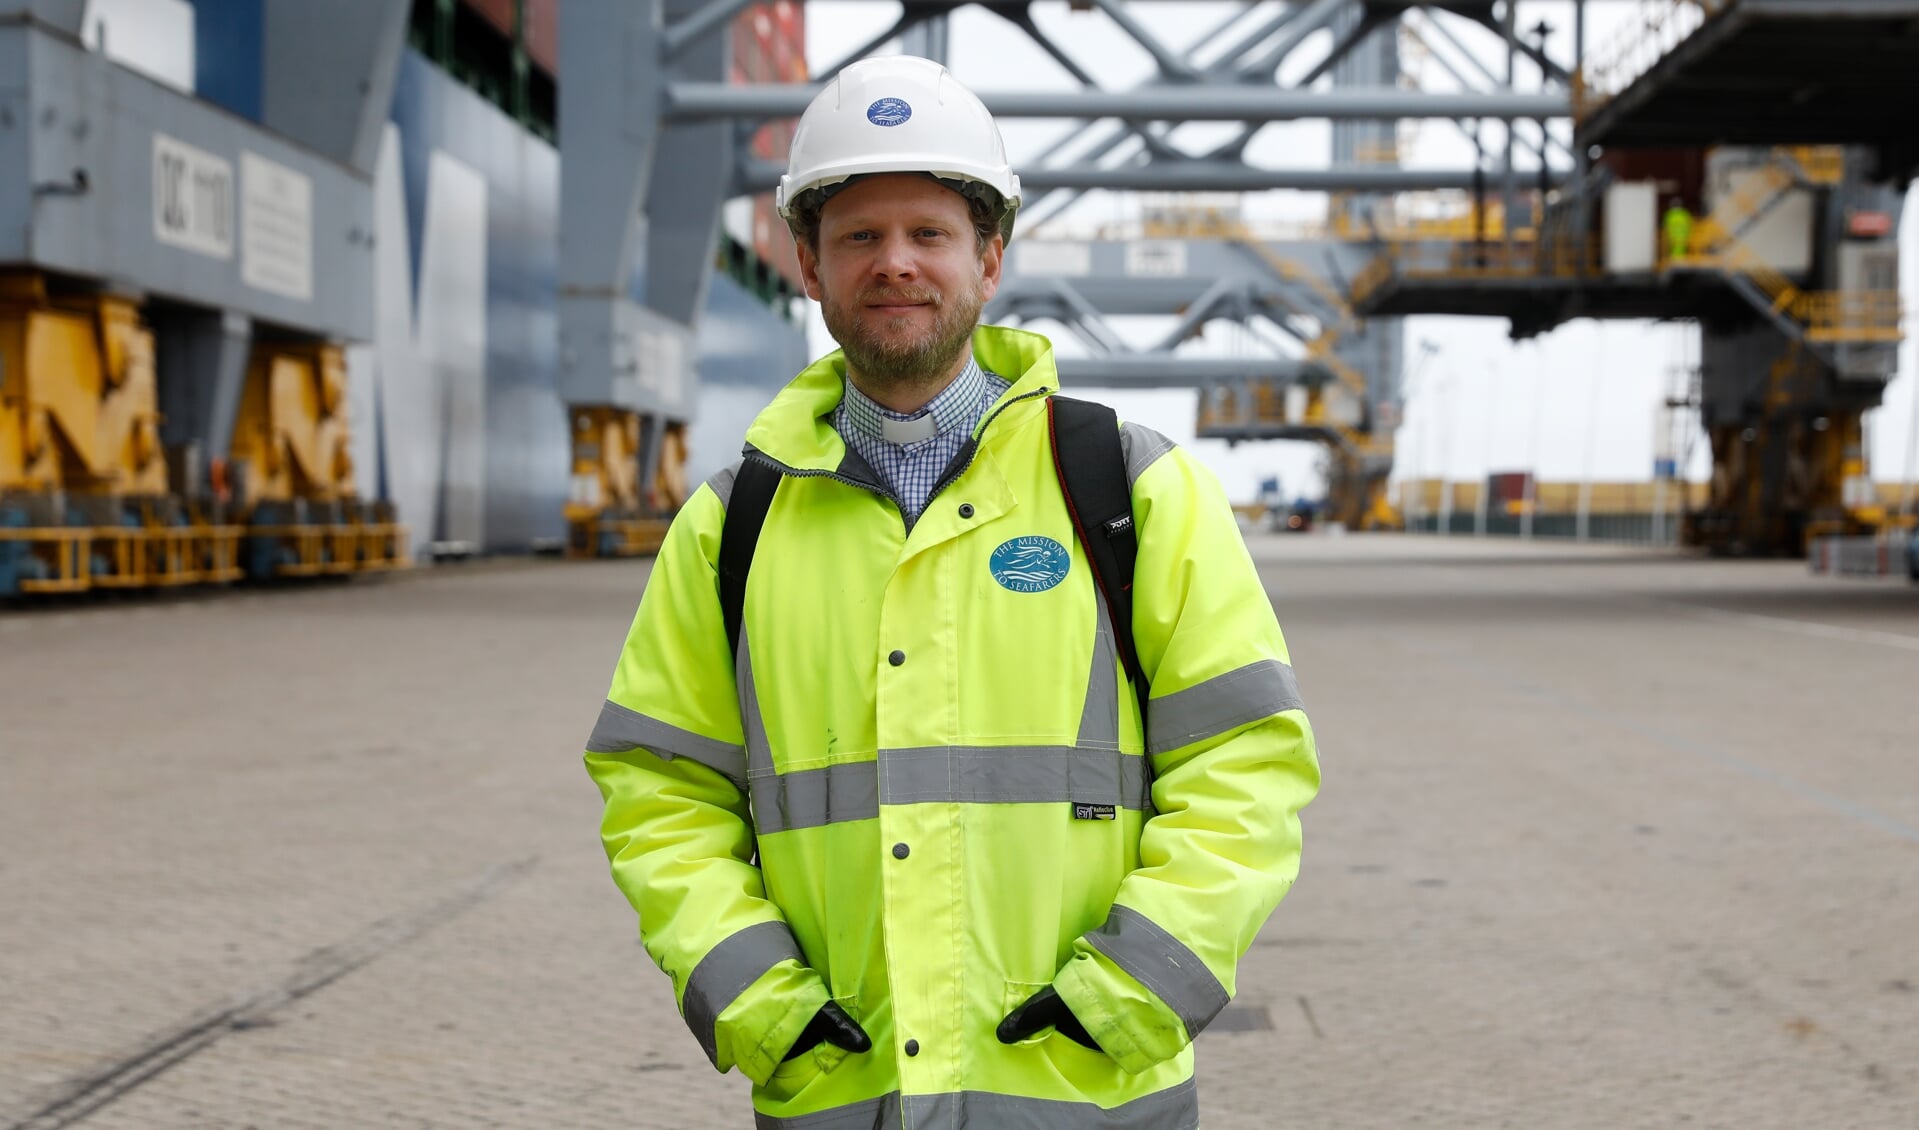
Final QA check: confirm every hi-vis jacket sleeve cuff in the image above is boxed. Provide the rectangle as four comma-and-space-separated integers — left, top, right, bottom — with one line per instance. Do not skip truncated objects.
696, 932, 831, 1086
1050, 942, 1193, 1076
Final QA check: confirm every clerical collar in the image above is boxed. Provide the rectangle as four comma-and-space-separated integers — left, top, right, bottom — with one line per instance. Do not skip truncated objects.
840, 357, 988, 448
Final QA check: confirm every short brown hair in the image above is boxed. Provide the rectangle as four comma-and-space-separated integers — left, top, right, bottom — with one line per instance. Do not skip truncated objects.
789, 177, 1004, 255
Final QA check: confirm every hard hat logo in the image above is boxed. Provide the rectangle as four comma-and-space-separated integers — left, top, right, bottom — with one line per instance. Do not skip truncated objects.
865, 98, 913, 127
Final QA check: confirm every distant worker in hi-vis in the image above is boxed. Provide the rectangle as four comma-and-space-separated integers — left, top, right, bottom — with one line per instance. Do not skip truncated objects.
1665, 199, 1694, 262
583, 55, 1320, 1129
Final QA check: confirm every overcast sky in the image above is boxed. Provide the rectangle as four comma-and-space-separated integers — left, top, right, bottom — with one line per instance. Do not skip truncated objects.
802, 1, 1918, 503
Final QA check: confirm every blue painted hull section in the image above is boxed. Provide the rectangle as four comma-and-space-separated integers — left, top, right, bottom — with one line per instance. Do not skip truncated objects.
385, 51, 803, 551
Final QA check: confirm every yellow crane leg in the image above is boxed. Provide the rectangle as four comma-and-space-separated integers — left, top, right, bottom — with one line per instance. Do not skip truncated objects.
229, 342, 407, 579
0, 273, 241, 595
564, 406, 673, 558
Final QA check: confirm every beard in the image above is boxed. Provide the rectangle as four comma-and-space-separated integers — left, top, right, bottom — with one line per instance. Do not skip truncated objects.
822, 276, 985, 396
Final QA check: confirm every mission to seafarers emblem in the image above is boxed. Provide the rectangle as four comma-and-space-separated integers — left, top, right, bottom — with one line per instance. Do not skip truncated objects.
990, 536, 1071, 593
866, 98, 913, 127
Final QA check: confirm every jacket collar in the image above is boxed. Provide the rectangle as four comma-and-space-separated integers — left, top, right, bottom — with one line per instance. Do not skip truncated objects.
743, 324, 1060, 474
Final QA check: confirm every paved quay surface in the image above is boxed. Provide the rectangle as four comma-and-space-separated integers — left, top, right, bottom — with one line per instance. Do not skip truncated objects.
3, 533, 1916, 1128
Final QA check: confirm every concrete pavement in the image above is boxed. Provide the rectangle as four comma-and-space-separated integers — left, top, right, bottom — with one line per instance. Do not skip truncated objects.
3, 534, 1915, 1128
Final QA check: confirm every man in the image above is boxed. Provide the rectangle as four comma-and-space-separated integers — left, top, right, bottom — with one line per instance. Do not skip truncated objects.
1664, 199, 1694, 262
584, 56, 1319, 1129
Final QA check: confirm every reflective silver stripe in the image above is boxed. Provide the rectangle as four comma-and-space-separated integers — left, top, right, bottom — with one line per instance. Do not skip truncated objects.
751, 761, 880, 835
1146, 659, 1304, 755
753, 1082, 1198, 1130
881, 746, 1145, 808
755, 1093, 900, 1130
739, 634, 773, 777
748, 746, 1152, 835
683, 920, 805, 1068
1119, 422, 1175, 487
1075, 597, 1120, 750
585, 700, 748, 785
706, 460, 741, 510
1082, 905, 1228, 1040
899, 1079, 1199, 1130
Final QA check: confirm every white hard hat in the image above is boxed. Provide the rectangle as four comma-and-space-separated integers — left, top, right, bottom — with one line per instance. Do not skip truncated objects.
777, 55, 1022, 242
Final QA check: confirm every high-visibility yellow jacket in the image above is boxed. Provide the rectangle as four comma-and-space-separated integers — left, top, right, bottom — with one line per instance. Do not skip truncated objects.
584, 325, 1319, 1129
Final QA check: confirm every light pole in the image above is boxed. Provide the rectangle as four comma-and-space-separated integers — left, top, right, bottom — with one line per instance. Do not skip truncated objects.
1436, 373, 1457, 535
1402, 339, 1442, 532
1477, 363, 1501, 538
1522, 338, 1548, 540
1577, 325, 1606, 542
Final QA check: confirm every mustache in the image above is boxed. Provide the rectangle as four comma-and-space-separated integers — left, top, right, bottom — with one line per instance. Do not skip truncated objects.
858, 287, 943, 307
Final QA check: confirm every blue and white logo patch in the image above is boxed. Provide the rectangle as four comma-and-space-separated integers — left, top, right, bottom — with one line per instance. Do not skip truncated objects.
990, 536, 1071, 593
866, 97, 913, 127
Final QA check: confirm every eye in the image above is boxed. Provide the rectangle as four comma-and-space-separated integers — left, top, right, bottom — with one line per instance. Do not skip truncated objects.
917, 228, 947, 240
846, 230, 875, 242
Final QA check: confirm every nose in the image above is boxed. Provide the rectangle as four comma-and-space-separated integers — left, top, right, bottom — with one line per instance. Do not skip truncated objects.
871, 237, 919, 283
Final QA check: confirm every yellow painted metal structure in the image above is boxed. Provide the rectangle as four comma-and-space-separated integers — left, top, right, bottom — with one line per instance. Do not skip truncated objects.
1352, 150, 1901, 349
1345, 144, 1902, 553
0, 275, 166, 497
0, 273, 404, 594
564, 406, 673, 558
1149, 213, 1403, 531
1686, 345, 1880, 555
0, 274, 242, 593
229, 342, 408, 578
229, 344, 356, 512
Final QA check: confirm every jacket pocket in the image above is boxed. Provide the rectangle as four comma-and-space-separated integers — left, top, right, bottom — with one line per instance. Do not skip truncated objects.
762, 993, 859, 1100
1000, 980, 1055, 1048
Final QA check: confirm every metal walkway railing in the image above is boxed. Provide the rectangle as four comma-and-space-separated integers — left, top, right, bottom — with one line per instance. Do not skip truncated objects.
1576, 0, 1733, 119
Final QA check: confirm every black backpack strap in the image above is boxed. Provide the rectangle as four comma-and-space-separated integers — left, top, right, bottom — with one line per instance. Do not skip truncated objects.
718, 456, 782, 660
1047, 397, 1151, 723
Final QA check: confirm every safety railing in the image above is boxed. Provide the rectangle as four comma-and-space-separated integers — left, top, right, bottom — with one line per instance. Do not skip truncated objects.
1784, 146, 1846, 186
87, 526, 243, 589
566, 515, 670, 559
1800, 292, 1905, 344
252, 521, 410, 577
0, 527, 91, 594
1351, 237, 1605, 303
1577, 0, 1731, 118
0, 523, 245, 595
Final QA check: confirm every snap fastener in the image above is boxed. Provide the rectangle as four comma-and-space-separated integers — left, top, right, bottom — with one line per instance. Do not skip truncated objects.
904, 1039, 921, 1056
888, 649, 905, 667
958, 503, 975, 519
892, 842, 910, 859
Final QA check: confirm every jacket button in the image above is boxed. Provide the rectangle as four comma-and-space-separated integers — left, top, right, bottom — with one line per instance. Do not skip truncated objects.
957, 503, 975, 519
888, 649, 905, 667
904, 1039, 920, 1057
892, 842, 910, 859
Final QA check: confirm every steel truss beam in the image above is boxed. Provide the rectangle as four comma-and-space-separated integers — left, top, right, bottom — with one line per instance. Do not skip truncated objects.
735, 159, 1564, 193
668, 84, 1568, 122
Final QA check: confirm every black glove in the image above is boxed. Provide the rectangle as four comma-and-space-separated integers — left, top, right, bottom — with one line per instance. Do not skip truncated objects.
781, 1001, 873, 1062
996, 985, 1102, 1052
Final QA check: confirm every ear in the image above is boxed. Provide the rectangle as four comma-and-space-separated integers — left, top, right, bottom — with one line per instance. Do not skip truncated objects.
796, 235, 825, 302
978, 234, 1004, 304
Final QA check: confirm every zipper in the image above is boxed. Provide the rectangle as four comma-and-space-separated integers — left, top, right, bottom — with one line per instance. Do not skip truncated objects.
746, 385, 1054, 527
923, 386, 1053, 510
742, 449, 905, 513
